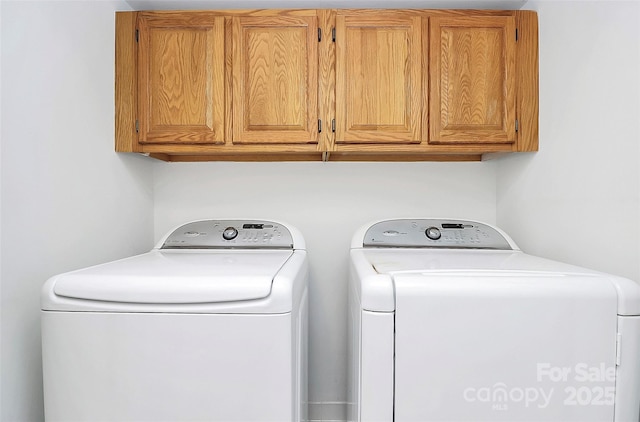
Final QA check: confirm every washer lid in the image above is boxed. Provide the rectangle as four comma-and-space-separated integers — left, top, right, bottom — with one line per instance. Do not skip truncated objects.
51, 250, 293, 304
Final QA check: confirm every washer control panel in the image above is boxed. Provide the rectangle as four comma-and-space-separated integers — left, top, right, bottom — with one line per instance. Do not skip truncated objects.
363, 219, 513, 250
161, 220, 294, 249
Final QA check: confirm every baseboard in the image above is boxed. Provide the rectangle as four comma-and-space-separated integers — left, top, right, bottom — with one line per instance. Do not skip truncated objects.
308, 401, 347, 422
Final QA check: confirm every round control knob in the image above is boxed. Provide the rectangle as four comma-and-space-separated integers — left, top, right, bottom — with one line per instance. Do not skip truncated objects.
222, 227, 238, 240
425, 226, 441, 240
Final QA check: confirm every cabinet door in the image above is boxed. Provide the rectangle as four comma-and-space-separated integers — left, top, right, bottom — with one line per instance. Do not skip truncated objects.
335, 13, 423, 144
137, 13, 225, 144
430, 16, 516, 144
232, 16, 318, 144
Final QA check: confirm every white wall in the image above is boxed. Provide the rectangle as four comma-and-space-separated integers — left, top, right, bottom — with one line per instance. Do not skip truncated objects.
496, 1, 640, 282
0, 2, 154, 421
153, 161, 498, 416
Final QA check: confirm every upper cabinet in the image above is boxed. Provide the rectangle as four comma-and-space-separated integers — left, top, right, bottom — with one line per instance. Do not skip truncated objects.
117, 10, 323, 161
115, 9, 538, 161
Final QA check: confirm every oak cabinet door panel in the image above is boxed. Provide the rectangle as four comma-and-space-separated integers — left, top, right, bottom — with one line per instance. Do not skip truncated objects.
335, 13, 423, 144
232, 16, 318, 144
430, 16, 516, 144
138, 13, 225, 144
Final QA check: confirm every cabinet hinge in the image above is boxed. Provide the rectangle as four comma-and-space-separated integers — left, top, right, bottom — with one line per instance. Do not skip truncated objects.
515, 119, 519, 133
331, 119, 336, 133
135, 120, 139, 133
135, 29, 139, 43
318, 119, 322, 133
318, 28, 322, 42
332, 27, 336, 42
515, 28, 518, 41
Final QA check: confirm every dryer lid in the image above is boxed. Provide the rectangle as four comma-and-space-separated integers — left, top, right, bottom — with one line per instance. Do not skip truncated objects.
365, 249, 580, 274
50, 250, 293, 304
356, 249, 640, 315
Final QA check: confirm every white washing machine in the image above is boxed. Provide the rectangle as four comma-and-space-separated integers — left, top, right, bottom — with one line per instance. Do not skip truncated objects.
348, 219, 640, 422
42, 219, 308, 422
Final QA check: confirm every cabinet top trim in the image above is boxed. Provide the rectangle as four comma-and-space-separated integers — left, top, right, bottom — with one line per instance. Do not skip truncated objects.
123, 9, 529, 17
124, 0, 527, 11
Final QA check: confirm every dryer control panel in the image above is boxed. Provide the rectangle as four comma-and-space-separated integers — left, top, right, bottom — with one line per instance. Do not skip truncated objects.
363, 219, 513, 250
161, 220, 294, 249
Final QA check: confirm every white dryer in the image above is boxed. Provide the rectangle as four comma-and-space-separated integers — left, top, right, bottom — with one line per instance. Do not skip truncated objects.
348, 219, 640, 422
42, 219, 308, 422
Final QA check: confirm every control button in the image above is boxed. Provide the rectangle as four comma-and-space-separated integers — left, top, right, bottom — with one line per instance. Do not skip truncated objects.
425, 227, 441, 240
222, 227, 238, 240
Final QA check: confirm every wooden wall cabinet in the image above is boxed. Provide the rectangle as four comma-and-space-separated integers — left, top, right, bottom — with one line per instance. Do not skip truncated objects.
117, 10, 324, 161
329, 9, 538, 161
116, 9, 538, 162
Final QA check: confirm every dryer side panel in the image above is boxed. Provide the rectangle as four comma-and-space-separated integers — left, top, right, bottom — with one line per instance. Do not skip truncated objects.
614, 315, 640, 422
361, 310, 394, 422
